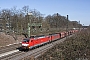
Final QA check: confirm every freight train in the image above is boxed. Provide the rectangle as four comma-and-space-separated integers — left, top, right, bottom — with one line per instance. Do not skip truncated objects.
21, 30, 78, 50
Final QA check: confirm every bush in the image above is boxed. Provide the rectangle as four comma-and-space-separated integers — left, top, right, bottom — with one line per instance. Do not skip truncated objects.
37, 29, 90, 60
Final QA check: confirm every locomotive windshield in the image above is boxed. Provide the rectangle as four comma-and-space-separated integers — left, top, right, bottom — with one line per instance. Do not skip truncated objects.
23, 39, 29, 42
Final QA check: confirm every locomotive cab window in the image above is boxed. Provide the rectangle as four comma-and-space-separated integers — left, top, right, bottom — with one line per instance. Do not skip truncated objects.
23, 39, 29, 42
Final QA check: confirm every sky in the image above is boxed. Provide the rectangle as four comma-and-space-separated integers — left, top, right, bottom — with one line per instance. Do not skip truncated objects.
0, 0, 90, 26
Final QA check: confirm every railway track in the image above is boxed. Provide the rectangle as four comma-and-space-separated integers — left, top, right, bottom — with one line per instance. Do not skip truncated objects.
0, 43, 21, 54
1, 42, 53, 60
0, 35, 73, 60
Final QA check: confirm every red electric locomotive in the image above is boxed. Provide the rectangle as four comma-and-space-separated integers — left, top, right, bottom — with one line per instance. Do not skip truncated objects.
22, 35, 50, 50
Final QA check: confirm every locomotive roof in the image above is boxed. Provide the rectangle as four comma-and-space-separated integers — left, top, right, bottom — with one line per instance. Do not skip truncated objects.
24, 35, 45, 39
23, 38, 30, 40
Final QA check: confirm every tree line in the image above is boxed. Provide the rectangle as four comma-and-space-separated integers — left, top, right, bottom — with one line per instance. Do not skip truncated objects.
0, 6, 82, 34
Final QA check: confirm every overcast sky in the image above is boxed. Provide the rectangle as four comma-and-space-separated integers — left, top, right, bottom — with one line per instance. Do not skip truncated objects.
0, 0, 90, 26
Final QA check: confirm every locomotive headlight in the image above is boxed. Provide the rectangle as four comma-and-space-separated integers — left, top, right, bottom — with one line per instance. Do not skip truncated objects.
22, 44, 29, 46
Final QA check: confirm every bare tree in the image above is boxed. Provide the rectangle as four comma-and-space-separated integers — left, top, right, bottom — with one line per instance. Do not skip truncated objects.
22, 6, 29, 15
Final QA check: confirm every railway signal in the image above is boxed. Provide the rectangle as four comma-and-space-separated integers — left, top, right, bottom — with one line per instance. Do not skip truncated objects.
27, 12, 42, 37
28, 23, 42, 37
